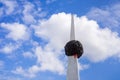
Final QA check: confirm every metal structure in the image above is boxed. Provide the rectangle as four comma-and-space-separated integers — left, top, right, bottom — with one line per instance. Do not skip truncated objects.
65, 15, 83, 80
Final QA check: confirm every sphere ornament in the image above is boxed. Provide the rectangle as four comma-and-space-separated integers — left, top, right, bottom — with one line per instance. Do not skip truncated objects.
64, 40, 83, 58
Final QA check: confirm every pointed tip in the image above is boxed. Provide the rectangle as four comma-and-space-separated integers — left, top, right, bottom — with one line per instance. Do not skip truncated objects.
70, 14, 75, 40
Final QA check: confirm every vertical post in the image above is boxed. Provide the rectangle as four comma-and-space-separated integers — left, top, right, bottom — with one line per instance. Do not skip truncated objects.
70, 15, 75, 40
67, 15, 79, 80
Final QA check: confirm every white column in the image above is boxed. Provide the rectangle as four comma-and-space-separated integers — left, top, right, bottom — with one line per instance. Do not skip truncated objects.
67, 14, 79, 80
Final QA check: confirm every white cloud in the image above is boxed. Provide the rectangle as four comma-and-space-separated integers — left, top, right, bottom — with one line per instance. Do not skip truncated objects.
12, 66, 36, 78
75, 16, 120, 62
33, 12, 120, 62
0, 0, 17, 15
12, 12, 120, 78
87, 3, 120, 31
23, 2, 36, 24
35, 46, 65, 75
23, 51, 35, 58
78, 63, 89, 71
0, 45, 13, 54
1, 23, 29, 41
33, 13, 70, 51
46, 0, 56, 4
13, 45, 65, 78
0, 43, 19, 54
38, 11, 47, 18
22, 1, 46, 24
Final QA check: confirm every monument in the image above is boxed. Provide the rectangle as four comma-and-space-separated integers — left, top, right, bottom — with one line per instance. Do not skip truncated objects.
64, 15, 83, 80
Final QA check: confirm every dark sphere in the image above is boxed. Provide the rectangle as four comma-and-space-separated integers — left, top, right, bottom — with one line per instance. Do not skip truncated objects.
64, 40, 83, 58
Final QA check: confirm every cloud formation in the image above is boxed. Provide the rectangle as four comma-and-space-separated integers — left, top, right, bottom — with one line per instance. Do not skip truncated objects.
22, 51, 35, 58
34, 12, 120, 62
35, 46, 65, 75
46, 0, 56, 4
2, 12, 120, 78
1, 23, 29, 41
22, 2, 36, 24
1, 1, 120, 79
0, 0, 17, 15
0, 43, 19, 54
13, 45, 65, 78
87, 3, 120, 32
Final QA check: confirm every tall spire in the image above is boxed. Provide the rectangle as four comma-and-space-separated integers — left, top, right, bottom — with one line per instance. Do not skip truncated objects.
70, 14, 75, 40
65, 14, 83, 80
66, 14, 80, 80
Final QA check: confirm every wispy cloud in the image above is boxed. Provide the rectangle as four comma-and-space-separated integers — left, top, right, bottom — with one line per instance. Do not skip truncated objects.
13, 45, 65, 78
0, 0, 17, 15
12, 66, 36, 78
22, 2, 36, 24
0, 42, 21, 54
87, 3, 120, 32
46, 0, 56, 4
0, 44, 15, 54
0, 23, 30, 41
22, 51, 35, 58
78, 63, 89, 71
0, 70, 23, 80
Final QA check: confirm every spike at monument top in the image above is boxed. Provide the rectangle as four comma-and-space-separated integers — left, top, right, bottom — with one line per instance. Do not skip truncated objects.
70, 14, 75, 40
65, 14, 84, 80
65, 14, 84, 58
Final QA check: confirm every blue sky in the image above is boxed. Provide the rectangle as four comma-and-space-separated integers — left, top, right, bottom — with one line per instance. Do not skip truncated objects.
0, 0, 120, 80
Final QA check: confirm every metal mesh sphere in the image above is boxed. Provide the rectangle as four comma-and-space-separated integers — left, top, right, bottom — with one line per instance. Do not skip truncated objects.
64, 40, 83, 58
